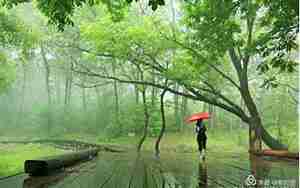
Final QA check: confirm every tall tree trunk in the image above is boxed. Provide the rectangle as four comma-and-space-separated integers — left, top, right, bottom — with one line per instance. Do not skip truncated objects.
137, 72, 149, 152
155, 88, 167, 157
174, 85, 180, 130
63, 62, 72, 133
64, 62, 72, 111
202, 102, 207, 112
208, 104, 214, 130
229, 48, 287, 151
82, 86, 87, 112
16, 61, 27, 127
55, 68, 61, 104
81, 75, 87, 112
41, 44, 52, 136
239, 96, 245, 128
229, 116, 233, 133
151, 69, 157, 107
134, 72, 140, 105
135, 85, 139, 105
238, 96, 245, 145
67, 70, 72, 106
241, 72, 262, 152
64, 75, 69, 108
213, 106, 217, 128
112, 63, 120, 134
95, 87, 102, 133
180, 95, 188, 131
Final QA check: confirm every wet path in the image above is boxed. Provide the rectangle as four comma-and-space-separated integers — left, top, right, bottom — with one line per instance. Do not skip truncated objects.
0, 151, 298, 188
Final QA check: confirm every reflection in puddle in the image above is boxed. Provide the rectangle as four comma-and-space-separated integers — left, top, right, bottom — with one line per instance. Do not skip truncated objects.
197, 160, 207, 188
18, 152, 298, 188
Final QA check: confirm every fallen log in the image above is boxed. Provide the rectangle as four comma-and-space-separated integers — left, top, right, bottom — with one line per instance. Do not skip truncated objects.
252, 149, 299, 160
24, 148, 99, 176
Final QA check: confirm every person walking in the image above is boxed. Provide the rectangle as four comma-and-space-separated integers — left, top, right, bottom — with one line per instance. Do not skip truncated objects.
195, 119, 207, 160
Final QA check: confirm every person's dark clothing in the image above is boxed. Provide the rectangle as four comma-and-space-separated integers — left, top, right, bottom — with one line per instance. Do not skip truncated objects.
196, 121, 207, 152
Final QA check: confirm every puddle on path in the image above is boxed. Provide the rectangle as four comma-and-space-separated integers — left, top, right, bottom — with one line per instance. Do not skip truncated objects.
0, 151, 298, 188
50, 151, 299, 188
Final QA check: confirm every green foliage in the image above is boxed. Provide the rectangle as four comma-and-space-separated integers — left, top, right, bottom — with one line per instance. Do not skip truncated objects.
0, 0, 298, 160
0, 52, 16, 93
81, 15, 173, 60
120, 102, 144, 134
0, 8, 37, 48
0, 9, 26, 45
0, 9, 37, 93
184, 0, 241, 57
1, 0, 129, 31
184, 0, 298, 79
255, 0, 299, 74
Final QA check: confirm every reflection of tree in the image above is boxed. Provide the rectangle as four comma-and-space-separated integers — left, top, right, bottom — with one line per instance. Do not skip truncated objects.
198, 161, 208, 188
249, 154, 272, 187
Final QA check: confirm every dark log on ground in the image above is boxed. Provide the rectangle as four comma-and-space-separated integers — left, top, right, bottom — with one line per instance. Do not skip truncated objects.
23, 157, 97, 188
24, 149, 98, 176
251, 149, 299, 160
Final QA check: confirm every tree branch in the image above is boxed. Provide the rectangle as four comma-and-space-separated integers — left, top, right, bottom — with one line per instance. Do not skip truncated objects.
73, 63, 249, 122
171, 39, 241, 90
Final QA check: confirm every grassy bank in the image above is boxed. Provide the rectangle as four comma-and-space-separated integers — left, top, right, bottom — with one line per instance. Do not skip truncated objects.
0, 144, 66, 177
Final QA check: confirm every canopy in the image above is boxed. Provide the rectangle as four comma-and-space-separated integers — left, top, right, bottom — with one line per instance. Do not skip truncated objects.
185, 112, 210, 123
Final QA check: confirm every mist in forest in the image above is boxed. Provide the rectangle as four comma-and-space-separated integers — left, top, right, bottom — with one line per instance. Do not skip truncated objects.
0, 0, 298, 187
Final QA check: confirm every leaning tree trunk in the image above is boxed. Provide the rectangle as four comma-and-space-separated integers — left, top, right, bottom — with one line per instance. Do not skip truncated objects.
137, 85, 149, 151
137, 71, 149, 152
230, 48, 287, 151
155, 89, 167, 157
242, 78, 287, 151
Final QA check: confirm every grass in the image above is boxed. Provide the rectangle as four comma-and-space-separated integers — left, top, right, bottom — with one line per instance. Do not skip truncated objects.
0, 144, 66, 177
0, 126, 297, 177
65, 128, 251, 154
52, 126, 298, 153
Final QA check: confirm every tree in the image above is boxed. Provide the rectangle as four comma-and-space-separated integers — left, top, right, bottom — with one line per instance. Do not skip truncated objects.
74, 0, 299, 151
0, 52, 16, 93
0, 8, 36, 94
136, 67, 150, 151
182, 0, 298, 151
13, 0, 296, 151
155, 86, 167, 157
40, 43, 52, 135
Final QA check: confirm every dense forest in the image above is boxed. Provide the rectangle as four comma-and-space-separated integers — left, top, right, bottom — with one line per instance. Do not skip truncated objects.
0, 0, 298, 187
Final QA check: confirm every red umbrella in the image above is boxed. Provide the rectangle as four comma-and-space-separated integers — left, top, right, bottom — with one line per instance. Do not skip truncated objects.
185, 112, 210, 123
